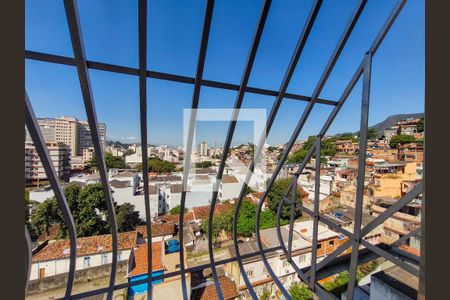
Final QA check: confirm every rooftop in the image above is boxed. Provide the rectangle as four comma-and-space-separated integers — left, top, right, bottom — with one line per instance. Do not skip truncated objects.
136, 222, 176, 238
260, 225, 312, 251
192, 202, 234, 220
32, 231, 137, 262
191, 276, 239, 300
128, 242, 164, 277
293, 220, 339, 242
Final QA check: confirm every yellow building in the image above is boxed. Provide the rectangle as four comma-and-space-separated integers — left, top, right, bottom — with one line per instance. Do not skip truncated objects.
369, 161, 417, 198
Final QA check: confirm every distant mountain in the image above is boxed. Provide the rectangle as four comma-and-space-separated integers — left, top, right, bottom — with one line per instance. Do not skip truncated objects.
369, 113, 424, 134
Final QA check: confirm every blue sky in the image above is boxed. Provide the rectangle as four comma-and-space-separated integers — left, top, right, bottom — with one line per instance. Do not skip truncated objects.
26, 0, 424, 147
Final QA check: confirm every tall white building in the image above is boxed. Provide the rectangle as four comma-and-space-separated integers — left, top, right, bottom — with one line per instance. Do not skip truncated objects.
199, 141, 208, 157
25, 142, 71, 183
25, 116, 106, 157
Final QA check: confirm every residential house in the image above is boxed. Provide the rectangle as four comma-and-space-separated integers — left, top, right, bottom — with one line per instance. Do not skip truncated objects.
368, 161, 417, 198
30, 231, 137, 280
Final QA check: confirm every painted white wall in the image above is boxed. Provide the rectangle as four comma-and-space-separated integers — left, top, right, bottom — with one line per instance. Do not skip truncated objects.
219, 182, 242, 201
236, 252, 315, 288
30, 249, 131, 280
29, 189, 55, 203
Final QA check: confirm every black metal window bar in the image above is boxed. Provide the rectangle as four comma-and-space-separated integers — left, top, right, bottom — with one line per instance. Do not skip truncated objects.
24, 0, 424, 299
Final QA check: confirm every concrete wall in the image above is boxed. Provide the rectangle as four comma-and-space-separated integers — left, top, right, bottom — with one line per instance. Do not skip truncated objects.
27, 260, 128, 295
370, 273, 416, 300
30, 249, 131, 280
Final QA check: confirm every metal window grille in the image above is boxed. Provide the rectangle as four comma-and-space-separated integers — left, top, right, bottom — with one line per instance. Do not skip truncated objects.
24, 0, 424, 299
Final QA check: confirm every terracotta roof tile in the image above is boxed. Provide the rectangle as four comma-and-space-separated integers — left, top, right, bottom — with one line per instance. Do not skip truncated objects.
32, 231, 137, 262
136, 222, 175, 238
191, 276, 239, 300
37, 224, 60, 242
156, 211, 195, 224
129, 242, 164, 277
192, 203, 234, 220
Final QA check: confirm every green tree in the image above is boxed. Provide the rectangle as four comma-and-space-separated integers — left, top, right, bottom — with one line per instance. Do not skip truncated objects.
236, 200, 257, 237
31, 197, 61, 237
115, 203, 143, 232
367, 128, 378, 140
389, 134, 416, 148
266, 178, 302, 220
31, 183, 113, 239
417, 117, 424, 133
288, 135, 337, 164
170, 205, 187, 215
200, 216, 224, 245
289, 282, 313, 300
195, 161, 213, 168
322, 271, 350, 297
145, 158, 175, 173
90, 152, 126, 169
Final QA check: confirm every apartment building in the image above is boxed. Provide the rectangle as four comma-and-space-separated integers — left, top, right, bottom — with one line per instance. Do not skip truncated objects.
371, 197, 421, 246
25, 142, 71, 183
77, 120, 106, 156
368, 161, 417, 198
198, 141, 208, 157
25, 116, 106, 157
334, 139, 358, 155
82, 147, 95, 164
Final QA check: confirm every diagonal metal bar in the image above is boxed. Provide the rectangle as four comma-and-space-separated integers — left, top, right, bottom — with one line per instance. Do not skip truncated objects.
25, 92, 78, 299
234, 1, 324, 297
309, 138, 322, 289
287, 176, 298, 262
63, 1, 118, 299
361, 182, 423, 237
178, 1, 215, 299
25, 225, 32, 293
318, 214, 355, 240
24, 50, 338, 106
307, 239, 351, 278
346, 51, 372, 299
137, 0, 153, 298
391, 226, 421, 247
206, 1, 272, 298
360, 240, 419, 277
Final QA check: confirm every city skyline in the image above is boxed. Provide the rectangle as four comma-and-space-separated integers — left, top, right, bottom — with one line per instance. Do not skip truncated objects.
26, 0, 424, 146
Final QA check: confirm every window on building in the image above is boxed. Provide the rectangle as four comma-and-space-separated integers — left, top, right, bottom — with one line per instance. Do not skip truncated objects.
245, 268, 254, 278
317, 243, 322, 249
283, 260, 290, 268
117, 251, 122, 261
329, 240, 335, 247
101, 254, 108, 265
83, 257, 91, 268
298, 255, 306, 263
